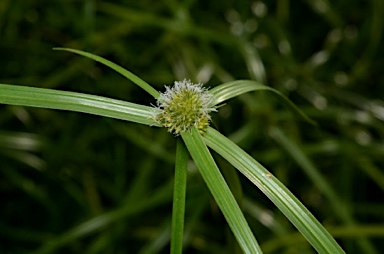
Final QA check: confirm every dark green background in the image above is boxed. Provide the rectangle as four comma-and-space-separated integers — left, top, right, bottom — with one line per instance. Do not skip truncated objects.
1, 0, 383, 253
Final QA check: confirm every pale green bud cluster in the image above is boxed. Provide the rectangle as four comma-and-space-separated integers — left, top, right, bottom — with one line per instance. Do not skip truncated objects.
152, 80, 216, 135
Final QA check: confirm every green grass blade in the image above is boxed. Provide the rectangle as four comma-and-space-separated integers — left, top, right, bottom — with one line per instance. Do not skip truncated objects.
0, 84, 159, 126
53, 47, 160, 98
181, 127, 262, 254
139, 220, 172, 254
171, 139, 188, 254
262, 224, 384, 253
203, 127, 345, 254
209, 80, 316, 125
269, 127, 377, 254
236, 40, 266, 83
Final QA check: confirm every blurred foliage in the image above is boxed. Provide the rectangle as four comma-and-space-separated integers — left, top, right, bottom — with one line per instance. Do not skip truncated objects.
1, 0, 384, 253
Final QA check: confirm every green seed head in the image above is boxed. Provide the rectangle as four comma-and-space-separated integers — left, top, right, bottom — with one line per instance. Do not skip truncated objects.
152, 80, 216, 135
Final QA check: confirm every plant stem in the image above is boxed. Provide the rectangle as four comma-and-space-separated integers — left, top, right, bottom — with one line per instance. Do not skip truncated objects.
171, 139, 188, 254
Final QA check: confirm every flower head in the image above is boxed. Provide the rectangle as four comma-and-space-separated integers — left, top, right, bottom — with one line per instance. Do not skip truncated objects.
152, 80, 216, 135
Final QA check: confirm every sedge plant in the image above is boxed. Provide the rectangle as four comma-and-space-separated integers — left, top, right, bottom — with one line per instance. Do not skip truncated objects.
0, 48, 345, 254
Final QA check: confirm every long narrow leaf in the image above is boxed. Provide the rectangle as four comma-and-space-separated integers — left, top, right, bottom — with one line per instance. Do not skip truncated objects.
269, 127, 377, 253
209, 80, 316, 125
0, 84, 159, 126
53, 47, 160, 99
203, 127, 345, 254
181, 127, 262, 254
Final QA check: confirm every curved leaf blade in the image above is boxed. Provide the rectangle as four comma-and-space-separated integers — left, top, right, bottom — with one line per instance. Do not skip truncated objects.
203, 127, 345, 254
209, 80, 316, 125
0, 84, 160, 126
53, 47, 160, 99
181, 127, 262, 254
270, 127, 377, 253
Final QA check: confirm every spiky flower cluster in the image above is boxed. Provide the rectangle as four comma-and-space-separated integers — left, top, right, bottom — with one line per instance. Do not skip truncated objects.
152, 80, 216, 135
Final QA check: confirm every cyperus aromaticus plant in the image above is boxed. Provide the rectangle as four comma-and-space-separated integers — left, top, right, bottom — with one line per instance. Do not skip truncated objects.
0, 48, 345, 254
152, 79, 217, 135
